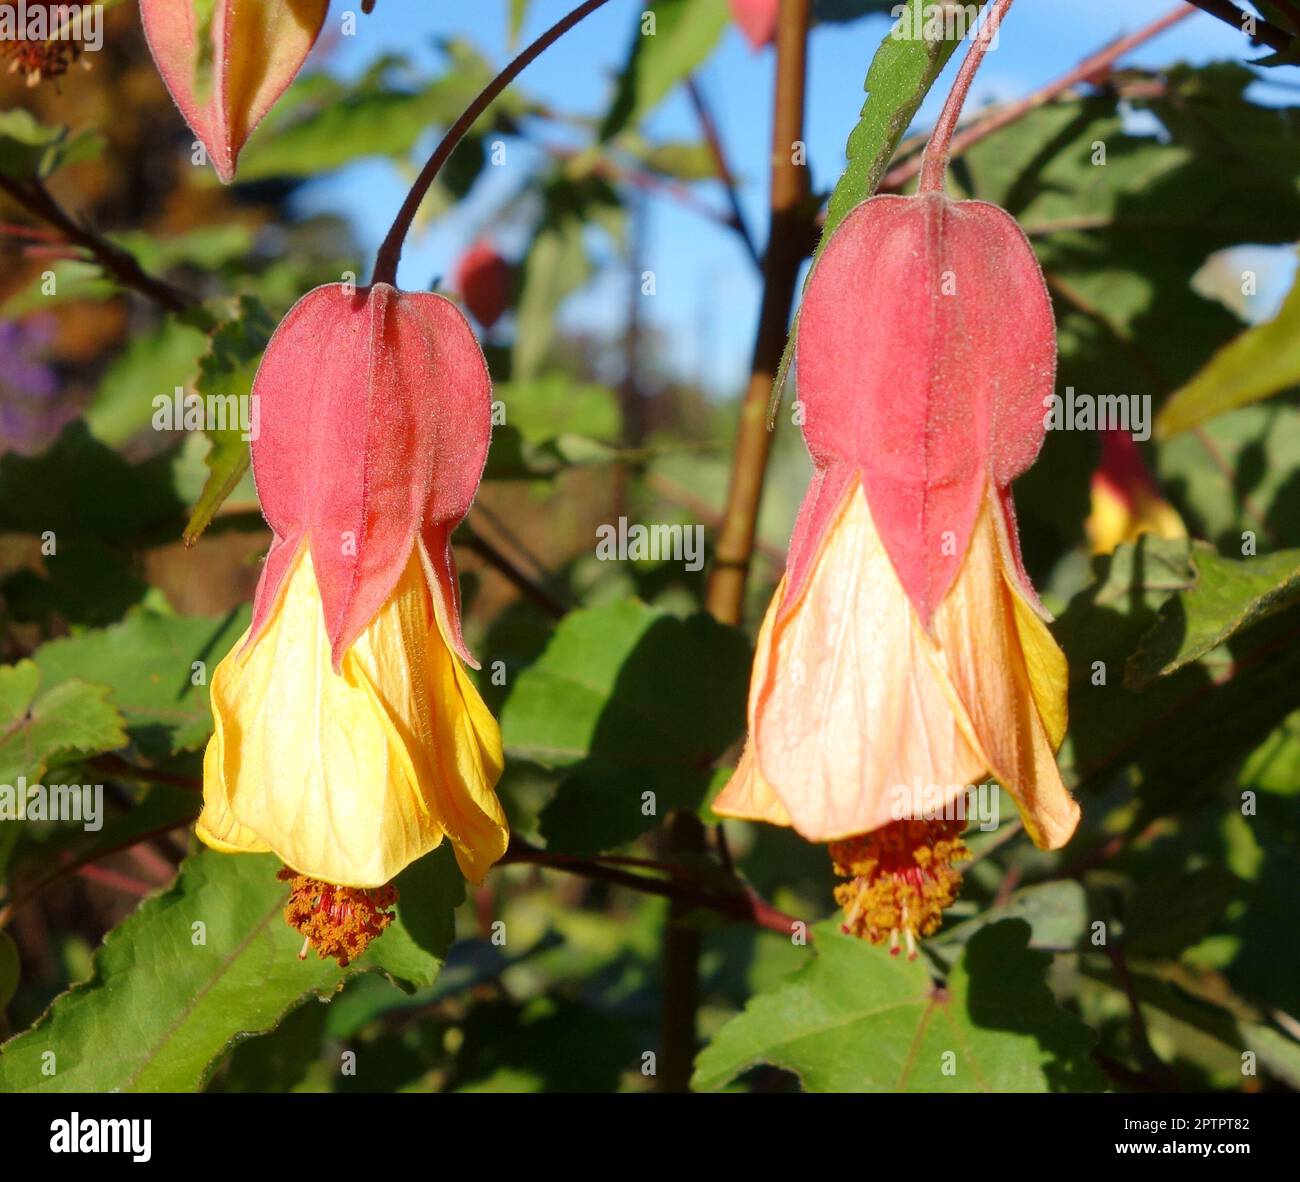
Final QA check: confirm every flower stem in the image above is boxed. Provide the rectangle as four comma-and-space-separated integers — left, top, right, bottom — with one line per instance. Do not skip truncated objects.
370, 0, 617, 287
917, 0, 1016, 194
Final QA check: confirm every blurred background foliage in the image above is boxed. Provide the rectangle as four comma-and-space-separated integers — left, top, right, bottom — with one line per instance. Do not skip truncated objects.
0, 0, 1299, 1094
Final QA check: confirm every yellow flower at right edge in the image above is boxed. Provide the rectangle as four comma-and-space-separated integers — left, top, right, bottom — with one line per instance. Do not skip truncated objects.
714, 189, 1081, 959
1086, 428, 1186, 555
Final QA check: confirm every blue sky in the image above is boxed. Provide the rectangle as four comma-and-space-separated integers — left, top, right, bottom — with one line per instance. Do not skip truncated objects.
294, 1, 1287, 396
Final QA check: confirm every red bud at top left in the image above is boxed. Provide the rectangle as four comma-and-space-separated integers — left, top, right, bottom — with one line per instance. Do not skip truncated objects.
141, 0, 328, 183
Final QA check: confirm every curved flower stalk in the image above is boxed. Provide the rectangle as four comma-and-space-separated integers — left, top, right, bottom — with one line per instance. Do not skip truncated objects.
1087, 428, 1186, 555
198, 282, 508, 959
140, 0, 328, 183
715, 0, 1079, 955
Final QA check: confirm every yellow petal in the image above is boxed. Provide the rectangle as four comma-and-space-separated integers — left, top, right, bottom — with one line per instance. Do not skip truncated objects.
198, 542, 507, 887
195, 730, 271, 854
1086, 475, 1187, 556
221, 0, 330, 161
711, 739, 792, 828
930, 496, 1079, 850
1007, 587, 1069, 751
751, 478, 985, 842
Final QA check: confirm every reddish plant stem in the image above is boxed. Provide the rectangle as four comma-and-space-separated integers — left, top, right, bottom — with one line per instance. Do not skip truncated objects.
917, 0, 1017, 193
501, 838, 804, 938
0, 176, 196, 312
457, 521, 570, 619
74, 864, 156, 898
686, 75, 761, 267
1180, 0, 1294, 50
371, 0, 616, 286
883, 6, 1192, 193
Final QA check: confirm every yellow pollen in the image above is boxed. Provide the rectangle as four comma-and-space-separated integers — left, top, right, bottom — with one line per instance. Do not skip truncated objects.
829, 818, 969, 957
278, 867, 399, 968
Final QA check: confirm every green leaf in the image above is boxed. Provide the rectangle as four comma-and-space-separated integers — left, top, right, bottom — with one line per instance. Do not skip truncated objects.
453, 996, 644, 1093
1056, 536, 1300, 809
508, 0, 530, 48
31, 607, 249, 759
0, 661, 127, 788
773, 0, 986, 409
0, 422, 183, 543
497, 375, 622, 444
183, 296, 277, 544
86, 315, 209, 447
824, 2, 986, 234
599, 0, 731, 142
0, 423, 187, 627
9, 785, 200, 895
236, 44, 520, 181
482, 375, 623, 480
1128, 546, 1300, 686
693, 919, 1100, 1092
936, 881, 1088, 956
501, 600, 749, 854
212, 995, 327, 1092
480, 426, 621, 481
1240, 708, 1300, 796
0, 111, 103, 179
512, 210, 590, 382
0, 847, 462, 1092
964, 65, 1300, 557
1242, 1023, 1300, 1089
1157, 400, 1300, 552
1157, 262, 1300, 437
627, 138, 720, 182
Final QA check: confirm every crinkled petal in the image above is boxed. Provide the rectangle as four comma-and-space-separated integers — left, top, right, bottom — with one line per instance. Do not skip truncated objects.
751, 478, 985, 842
930, 494, 1078, 850
711, 740, 792, 828
195, 731, 271, 854
197, 542, 506, 886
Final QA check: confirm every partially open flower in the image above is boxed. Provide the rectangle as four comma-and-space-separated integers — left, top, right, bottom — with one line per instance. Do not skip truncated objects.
198, 283, 508, 898
715, 190, 1080, 949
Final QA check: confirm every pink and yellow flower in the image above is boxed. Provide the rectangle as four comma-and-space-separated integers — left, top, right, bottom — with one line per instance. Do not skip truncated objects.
714, 192, 1080, 950
198, 283, 508, 926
